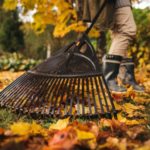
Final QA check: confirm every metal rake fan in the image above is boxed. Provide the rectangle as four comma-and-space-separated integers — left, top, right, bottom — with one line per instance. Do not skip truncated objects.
0, 0, 117, 119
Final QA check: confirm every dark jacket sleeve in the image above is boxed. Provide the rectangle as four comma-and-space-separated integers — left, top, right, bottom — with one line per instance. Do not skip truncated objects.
115, 0, 131, 8
81, 0, 116, 30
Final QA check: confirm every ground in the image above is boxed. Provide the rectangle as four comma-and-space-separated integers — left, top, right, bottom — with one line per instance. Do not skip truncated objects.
0, 65, 150, 150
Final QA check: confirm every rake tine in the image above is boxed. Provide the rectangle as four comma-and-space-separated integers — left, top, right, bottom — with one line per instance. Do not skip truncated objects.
34, 77, 53, 113
69, 78, 76, 116
101, 75, 117, 117
0, 74, 117, 118
51, 78, 65, 115
89, 77, 98, 114
47, 78, 61, 115
64, 78, 73, 116
43, 77, 58, 115
19, 76, 48, 111
57, 78, 68, 117
34, 77, 51, 115
94, 77, 104, 115
42, 77, 55, 102
76, 78, 81, 116
86, 78, 92, 115
44, 78, 57, 101
3, 77, 33, 110
0, 74, 28, 105
0, 73, 27, 97
25, 77, 50, 113
2, 74, 31, 107
81, 78, 85, 115
14, 77, 39, 106
40, 78, 56, 114
98, 76, 111, 118
12, 75, 44, 110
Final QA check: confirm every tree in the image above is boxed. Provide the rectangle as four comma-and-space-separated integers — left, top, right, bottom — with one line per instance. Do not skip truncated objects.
22, 24, 77, 59
128, 8, 150, 65
0, 8, 24, 52
2, 0, 87, 37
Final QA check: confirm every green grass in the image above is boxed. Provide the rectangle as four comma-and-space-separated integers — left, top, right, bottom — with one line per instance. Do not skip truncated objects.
0, 108, 18, 128
0, 108, 57, 129
0, 108, 33, 129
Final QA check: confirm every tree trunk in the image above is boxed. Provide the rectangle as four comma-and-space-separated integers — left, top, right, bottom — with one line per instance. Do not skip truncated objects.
46, 43, 51, 58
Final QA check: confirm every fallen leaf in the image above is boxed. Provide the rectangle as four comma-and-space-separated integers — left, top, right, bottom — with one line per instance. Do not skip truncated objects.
125, 119, 146, 126
49, 117, 70, 130
0, 128, 5, 135
10, 121, 47, 136
135, 139, 150, 150
117, 113, 146, 126
98, 137, 128, 150
75, 129, 95, 140
10, 122, 31, 136
127, 126, 145, 139
99, 118, 127, 132
47, 127, 77, 150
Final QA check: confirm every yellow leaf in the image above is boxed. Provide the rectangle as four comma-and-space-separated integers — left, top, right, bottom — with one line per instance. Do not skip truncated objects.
134, 95, 150, 104
89, 28, 100, 38
117, 113, 146, 126
125, 119, 146, 126
3, 0, 17, 10
49, 118, 70, 130
21, 0, 35, 10
10, 122, 31, 136
113, 101, 122, 111
107, 137, 127, 150
124, 103, 139, 111
75, 129, 95, 140
136, 140, 150, 150
117, 113, 127, 123
136, 146, 150, 150
31, 121, 47, 136
10, 121, 47, 136
100, 119, 113, 130
122, 103, 145, 118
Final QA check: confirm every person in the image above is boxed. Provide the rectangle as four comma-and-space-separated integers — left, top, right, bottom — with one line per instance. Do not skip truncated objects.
80, 0, 144, 93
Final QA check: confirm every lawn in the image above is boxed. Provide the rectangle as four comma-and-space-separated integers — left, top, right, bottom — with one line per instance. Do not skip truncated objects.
0, 65, 150, 150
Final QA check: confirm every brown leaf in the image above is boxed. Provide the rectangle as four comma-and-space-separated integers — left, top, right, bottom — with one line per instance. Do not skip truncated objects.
127, 126, 146, 139
99, 119, 127, 132
47, 127, 78, 150
0, 128, 5, 135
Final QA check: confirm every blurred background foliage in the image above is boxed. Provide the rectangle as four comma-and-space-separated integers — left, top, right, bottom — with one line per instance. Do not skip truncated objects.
0, 9, 24, 53
129, 8, 150, 66
0, 0, 149, 71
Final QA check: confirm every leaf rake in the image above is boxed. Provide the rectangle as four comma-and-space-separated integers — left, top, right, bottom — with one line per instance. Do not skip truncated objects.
0, 0, 117, 119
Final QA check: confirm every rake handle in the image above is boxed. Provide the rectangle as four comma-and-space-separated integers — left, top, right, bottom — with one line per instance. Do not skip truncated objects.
82, 0, 107, 37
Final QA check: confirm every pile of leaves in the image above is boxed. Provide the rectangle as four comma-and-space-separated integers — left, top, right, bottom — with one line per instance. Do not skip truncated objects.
0, 65, 150, 150
0, 53, 41, 71
0, 117, 150, 150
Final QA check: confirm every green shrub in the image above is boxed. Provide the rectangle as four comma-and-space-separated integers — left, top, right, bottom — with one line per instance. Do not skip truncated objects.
0, 52, 41, 71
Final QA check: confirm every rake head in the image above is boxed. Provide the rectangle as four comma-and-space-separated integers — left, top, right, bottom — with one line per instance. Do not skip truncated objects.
0, 36, 117, 119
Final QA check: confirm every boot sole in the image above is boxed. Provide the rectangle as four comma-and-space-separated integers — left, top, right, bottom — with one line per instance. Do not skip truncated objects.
110, 91, 127, 94
134, 90, 145, 93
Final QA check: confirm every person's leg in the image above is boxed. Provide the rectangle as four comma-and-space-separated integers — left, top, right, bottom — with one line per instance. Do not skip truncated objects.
109, 7, 137, 57
102, 54, 126, 93
102, 7, 140, 93
118, 58, 145, 92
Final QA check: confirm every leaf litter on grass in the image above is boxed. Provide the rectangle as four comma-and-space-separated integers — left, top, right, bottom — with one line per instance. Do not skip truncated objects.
0, 66, 150, 150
